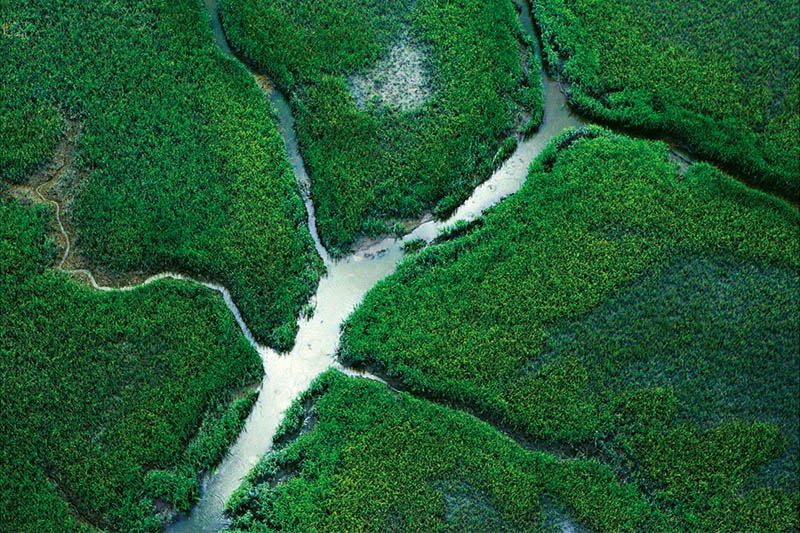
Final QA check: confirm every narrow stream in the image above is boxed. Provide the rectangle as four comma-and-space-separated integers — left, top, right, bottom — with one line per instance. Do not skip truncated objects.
166, 1, 583, 531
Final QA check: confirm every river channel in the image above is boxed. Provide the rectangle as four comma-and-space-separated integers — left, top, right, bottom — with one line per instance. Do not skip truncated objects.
167, 0, 584, 529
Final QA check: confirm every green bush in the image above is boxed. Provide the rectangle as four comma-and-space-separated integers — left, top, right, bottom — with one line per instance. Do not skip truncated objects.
402, 238, 427, 254
0, 84, 63, 184
493, 137, 519, 169
144, 470, 197, 514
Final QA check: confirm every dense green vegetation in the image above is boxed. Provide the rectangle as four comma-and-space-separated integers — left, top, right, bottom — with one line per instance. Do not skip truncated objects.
532, 0, 800, 199
340, 128, 800, 529
0, 200, 263, 531
0, 81, 62, 185
0, 0, 322, 349
220, 0, 543, 253
228, 370, 662, 531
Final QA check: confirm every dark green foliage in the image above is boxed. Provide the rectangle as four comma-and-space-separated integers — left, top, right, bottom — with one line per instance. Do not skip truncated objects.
402, 238, 427, 254
532, 0, 800, 199
629, 421, 789, 530
144, 470, 199, 516
227, 371, 658, 532
540, 254, 800, 487
434, 219, 484, 244
0, 0, 322, 349
0, 83, 63, 184
339, 129, 800, 529
0, 201, 263, 531
145, 391, 258, 514
539, 497, 591, 533
220, 0, 542, 253
494, 137, 519, 169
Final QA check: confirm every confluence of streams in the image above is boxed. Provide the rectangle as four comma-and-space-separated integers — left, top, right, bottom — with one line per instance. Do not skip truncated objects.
176, 0, 585, 529
38, 0, 584, 530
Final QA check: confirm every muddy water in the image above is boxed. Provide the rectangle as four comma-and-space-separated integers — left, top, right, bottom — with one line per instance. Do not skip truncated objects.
167, 1, 582, 531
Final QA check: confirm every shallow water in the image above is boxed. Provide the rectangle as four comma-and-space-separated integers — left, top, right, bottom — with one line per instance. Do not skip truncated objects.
202, 0, 234, 57
167, 1, 583, 530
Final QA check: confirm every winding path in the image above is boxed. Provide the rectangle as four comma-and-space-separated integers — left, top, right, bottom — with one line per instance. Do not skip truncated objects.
30, 144, 261, 344
34, 143, 105, 288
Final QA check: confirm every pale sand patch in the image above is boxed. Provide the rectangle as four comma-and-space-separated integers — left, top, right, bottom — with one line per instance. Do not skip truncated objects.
348, 33, 433, 112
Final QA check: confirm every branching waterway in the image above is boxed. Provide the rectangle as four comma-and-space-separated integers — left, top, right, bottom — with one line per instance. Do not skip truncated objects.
27, 0, 583, 530
161, 1, 585, 531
